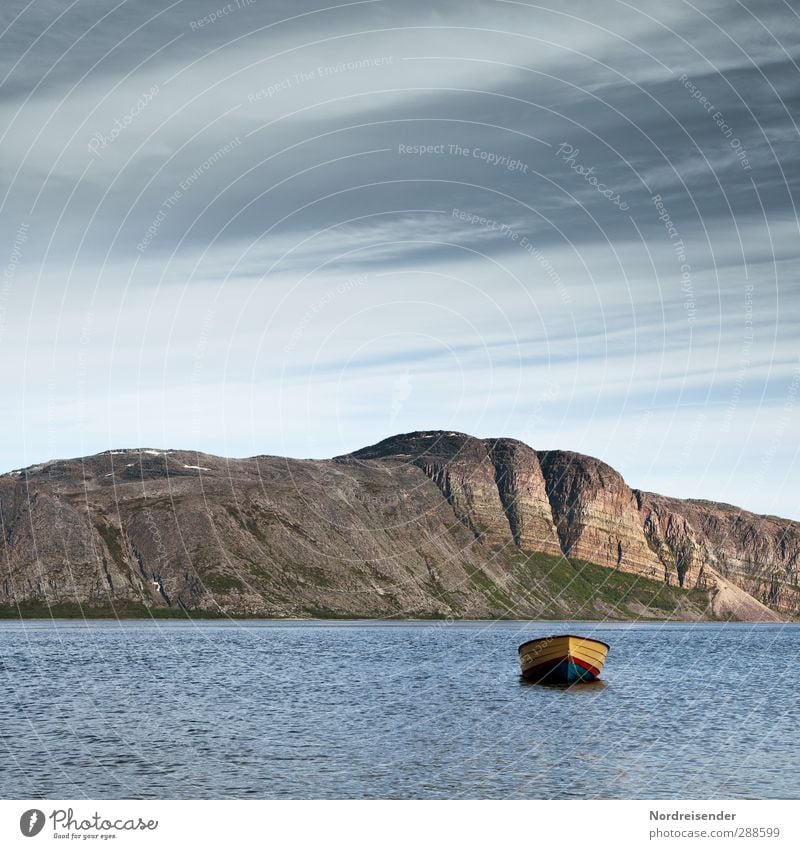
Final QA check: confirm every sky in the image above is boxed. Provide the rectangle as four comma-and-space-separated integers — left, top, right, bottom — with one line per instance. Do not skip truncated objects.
0, 0, 798, 518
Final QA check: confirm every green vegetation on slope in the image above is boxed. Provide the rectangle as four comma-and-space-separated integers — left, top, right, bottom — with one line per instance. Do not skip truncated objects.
510, 551, 710, 620
0, 550, 713, 620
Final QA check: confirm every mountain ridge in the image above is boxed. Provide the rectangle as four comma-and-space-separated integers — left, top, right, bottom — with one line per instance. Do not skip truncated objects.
1, 431, 796, 621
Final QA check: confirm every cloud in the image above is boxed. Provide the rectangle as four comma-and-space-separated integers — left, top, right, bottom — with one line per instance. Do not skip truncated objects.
1, 0, 799, 518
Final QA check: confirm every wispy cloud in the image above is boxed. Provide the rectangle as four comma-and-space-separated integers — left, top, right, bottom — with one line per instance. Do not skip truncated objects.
1, 0, 798, 518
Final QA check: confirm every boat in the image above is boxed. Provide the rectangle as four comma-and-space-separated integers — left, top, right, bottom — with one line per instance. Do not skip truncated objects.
518, 634, 610, 684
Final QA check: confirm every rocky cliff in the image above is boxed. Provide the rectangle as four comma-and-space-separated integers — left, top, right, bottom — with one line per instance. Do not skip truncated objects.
0, 431, 796, 620
350, 432, 562, 556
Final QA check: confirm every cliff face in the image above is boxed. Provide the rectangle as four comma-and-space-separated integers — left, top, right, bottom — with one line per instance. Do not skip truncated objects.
351, 431, 519, 548
0, 432, 796, 620
637, 492, 800, 614
489, 438, 563, 557
537, 450, 665, 581
350, 432, 562, 557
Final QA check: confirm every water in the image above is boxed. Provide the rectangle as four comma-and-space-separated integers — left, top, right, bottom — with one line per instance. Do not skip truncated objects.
1, 620, 798, 799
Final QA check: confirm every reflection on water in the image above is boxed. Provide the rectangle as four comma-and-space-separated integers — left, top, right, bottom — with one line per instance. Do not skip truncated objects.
0, 620, 798, 799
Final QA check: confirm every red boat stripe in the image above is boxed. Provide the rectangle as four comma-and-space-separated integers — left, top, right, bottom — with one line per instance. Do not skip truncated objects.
570, 656, 601, 676
524, 656, 600, 677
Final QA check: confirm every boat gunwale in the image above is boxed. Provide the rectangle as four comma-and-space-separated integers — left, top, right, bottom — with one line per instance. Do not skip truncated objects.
519, 644, 608, 667
517, 634, 610, 653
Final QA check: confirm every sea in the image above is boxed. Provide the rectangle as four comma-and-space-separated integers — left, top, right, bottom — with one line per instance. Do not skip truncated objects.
1, 620, 797, 799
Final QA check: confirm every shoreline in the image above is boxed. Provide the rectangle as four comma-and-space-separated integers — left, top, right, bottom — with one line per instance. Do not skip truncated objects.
1, 611, 795, 625
0, 601, 800, 626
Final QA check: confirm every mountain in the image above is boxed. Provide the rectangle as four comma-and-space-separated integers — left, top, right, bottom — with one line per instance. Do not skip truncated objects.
1, 431, 796, 620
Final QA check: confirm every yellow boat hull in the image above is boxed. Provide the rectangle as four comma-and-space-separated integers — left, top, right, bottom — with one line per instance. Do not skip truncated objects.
518, 634, 609, 684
